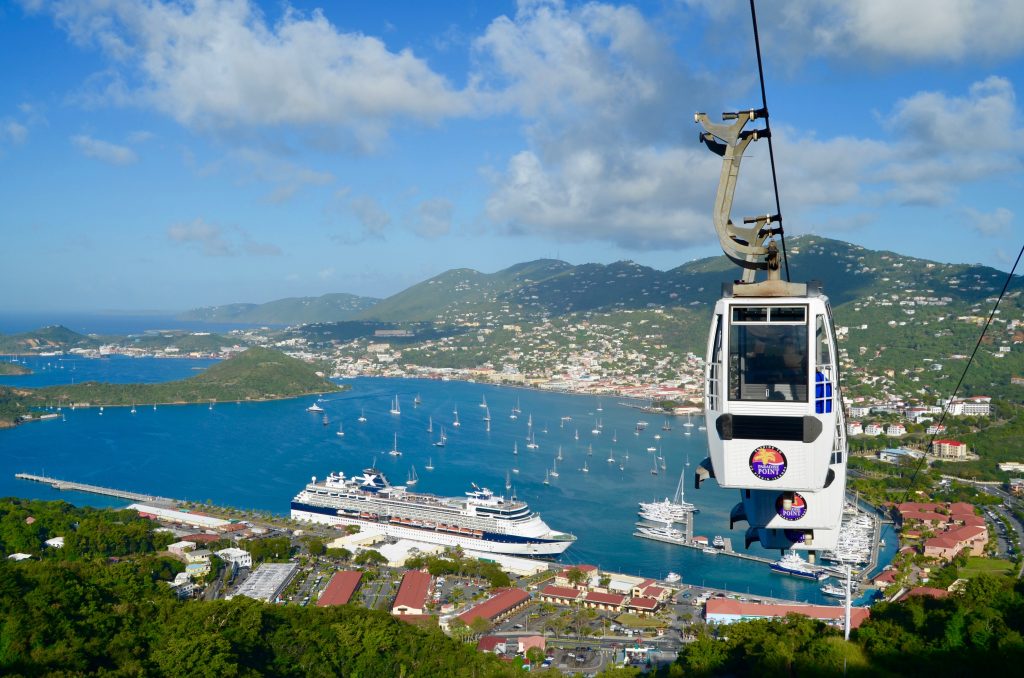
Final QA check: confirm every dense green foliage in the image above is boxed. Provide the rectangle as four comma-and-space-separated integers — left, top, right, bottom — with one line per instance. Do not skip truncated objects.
0, 325, 102, 354
672, 574, 1024, 676
26, 347, 341, 409
0, 499, 524, 677
403, 553, 512, 589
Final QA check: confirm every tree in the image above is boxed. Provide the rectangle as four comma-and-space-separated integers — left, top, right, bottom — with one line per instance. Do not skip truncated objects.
525, 647, 545, 665
566, 567, 588, 587
353, 549, 386, 567
469, 615, 493, 636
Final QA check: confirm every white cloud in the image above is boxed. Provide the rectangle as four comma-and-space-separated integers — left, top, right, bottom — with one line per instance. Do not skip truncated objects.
232, 148, 334, 203
38, 0, 469, 149
1, 120, 28, 145
690, 0, 1024, 65
70, 133, 137, 164
167, 218, 280, 257
963, 207, 1013, 236
349, 196, 391, 238
414, 198, 454, 238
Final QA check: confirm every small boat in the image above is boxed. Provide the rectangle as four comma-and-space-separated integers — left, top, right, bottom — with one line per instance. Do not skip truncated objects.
665, 572, 681, 583
407, 466, 418, 486
452, 406, 460, 428
574, 429, 579, 441
390, 396, 401, 416
607, 450, 615, 463
99, 406, 104, 416
596, 399, 603, 412
306, 402, 324, 413
612, 430, 618, 443
322, 414, 329, 426
543, 469, 550, 485
433, 426, 447, 447
650, 456, 659, 475
153, 404, 156, 411
556, 446, 563, 462
130, 404, 136, 415
480, 395, 488, 408
505, 470, 511, 490
550, 458, 560, 478
483, 406, 491, 422
512, 441, 518, 456
662, 418, 671, 431
425, 457, 435, 471
511, 465, 519, 474
428, 416, 433, 433
683, 413, 695, 428
358, 408, 367, 423
389, 433, 402, 457
646, 446, 657, 452
414, 394, 422, 406
581, 459, 589, 473
336, 423, 345, 437
702, 547, 718, 555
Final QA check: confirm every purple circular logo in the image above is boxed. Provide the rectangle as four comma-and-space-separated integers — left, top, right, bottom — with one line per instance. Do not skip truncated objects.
775, 493, 807, 521
784, 529, 808, 544
749, 445, 787, 481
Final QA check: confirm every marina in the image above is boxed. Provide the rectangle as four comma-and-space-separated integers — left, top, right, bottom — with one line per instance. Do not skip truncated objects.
1, 360, 896, 603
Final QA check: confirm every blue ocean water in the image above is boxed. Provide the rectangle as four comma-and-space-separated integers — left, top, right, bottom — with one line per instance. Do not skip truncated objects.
1, 359, 893, 604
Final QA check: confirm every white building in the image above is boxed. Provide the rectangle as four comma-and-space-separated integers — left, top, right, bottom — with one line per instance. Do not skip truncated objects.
886, 423, 907, 437
215, 547, 253, 569
864, 423, 884, 436
168, 540, 197, 556
847, 421, 863, 436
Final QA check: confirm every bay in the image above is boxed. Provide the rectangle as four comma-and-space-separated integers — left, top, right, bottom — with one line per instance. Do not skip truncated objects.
1, 358, 894, 605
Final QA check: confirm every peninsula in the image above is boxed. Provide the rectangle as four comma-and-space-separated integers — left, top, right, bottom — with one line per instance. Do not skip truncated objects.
0, 363, 31, 376
0, 347, 341, 426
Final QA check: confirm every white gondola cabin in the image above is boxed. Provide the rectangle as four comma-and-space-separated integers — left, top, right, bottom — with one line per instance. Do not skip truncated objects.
698, 282, 845, 493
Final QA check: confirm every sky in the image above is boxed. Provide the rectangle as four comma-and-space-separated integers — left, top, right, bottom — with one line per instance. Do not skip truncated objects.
2, 0, 1023, 312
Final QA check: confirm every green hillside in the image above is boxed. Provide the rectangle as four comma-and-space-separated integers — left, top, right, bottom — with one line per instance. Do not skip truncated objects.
0, 325, 102, 354
179, 292, 380, 324
26, 347, 341, 410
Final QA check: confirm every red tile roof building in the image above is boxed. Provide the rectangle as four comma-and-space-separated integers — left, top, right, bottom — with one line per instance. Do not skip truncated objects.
457, 588, 530, 627
583, 590, 625, 611
705, 598, 870, 629
317, 571, 363, 607
540, 585, 584, 604
392, 569, 432, 616
904, 587, 950, 599
554, 564, 598, 588
625, 596, 660, 615
924, 525, 989, 561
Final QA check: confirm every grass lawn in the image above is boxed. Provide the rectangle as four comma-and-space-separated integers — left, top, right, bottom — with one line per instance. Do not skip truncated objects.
958, 556, 1015, 579
614, 613, 667, 629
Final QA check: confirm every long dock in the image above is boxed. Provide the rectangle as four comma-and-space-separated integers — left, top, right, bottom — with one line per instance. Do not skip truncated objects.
15, 473, 175, 505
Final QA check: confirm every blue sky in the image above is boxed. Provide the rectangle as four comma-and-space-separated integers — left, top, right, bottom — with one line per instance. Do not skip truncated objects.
2, 0, 1022, 312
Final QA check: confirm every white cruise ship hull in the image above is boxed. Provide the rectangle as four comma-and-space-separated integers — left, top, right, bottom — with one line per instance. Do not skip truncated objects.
290, 507, 573, 557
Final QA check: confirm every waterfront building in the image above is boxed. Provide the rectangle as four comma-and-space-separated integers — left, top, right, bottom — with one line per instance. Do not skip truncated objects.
923, 525, 989, 561
705, 598, 870, 629
317, 571, 363, 607
127, 503, 231, 531
539, 585, 583, 605
553, 564, 599, 589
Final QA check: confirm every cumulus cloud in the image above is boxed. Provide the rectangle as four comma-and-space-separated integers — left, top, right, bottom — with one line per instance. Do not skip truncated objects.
167, 218, 280, 257
35, 0, 469, 149
71, 133, 137, 164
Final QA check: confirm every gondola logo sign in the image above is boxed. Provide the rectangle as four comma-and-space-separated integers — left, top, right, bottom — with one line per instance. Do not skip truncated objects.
749, 445, 787, 481
775, 492, 807, 520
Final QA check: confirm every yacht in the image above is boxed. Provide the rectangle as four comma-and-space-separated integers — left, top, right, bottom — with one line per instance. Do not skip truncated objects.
389, 396, 401, 416
388, 433, 402, 457
770, 552, 829, 581
306, 402, 324, 413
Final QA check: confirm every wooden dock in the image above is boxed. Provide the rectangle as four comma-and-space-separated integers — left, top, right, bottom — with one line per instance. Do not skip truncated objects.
15, 473, 174, 505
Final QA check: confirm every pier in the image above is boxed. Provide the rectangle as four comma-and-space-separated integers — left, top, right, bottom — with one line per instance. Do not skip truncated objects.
14, 473, 175, 505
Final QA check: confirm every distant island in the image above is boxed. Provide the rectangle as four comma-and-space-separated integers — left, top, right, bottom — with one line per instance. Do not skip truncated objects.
0, 347, 342, 427
0, 363, 30, 376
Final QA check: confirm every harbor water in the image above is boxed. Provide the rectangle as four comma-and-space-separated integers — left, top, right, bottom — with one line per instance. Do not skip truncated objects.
1, 355, 895, 604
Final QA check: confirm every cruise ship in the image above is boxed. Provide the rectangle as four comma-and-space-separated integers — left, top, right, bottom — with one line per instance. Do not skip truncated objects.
290, 468, 576, 557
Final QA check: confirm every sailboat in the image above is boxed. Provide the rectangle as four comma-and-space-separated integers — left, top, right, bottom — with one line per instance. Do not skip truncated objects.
407, 466, 418, 486
543, 469, 550, 485
612, 430, 618, 443
574, 429, 579, 441
452, 406, 460, 428
425, 457, 435, 471
480, 395, 488, 408
526, 415, 539, 449
358, 408, 367, 423
414, 393, 422, 406
483, 406, 491, 422
683, 413, 695, 429
505, 470, 512, 490
433, 427, 447, 447
550, 458, 560, 478
336, 422, 345, 437
153, 404, 157, 411
512, 464, 520, 474
662, 418, 672, 431
512, 441, 519, 455
510, 398, 521, 420
596, 399, 603, 412
581, 458, 590, 473
624, 449, 630, 461
130, 404, 136, 415
390, 396, 401, 415
591, 419, 601, 435
650, 455, 659, 475
389, 433, 402, 457
486, 417, 491, 433
428, 416, 433, 433
607, 449, 615, 463
557, 446, 563, 462
322, 413, 329, 426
